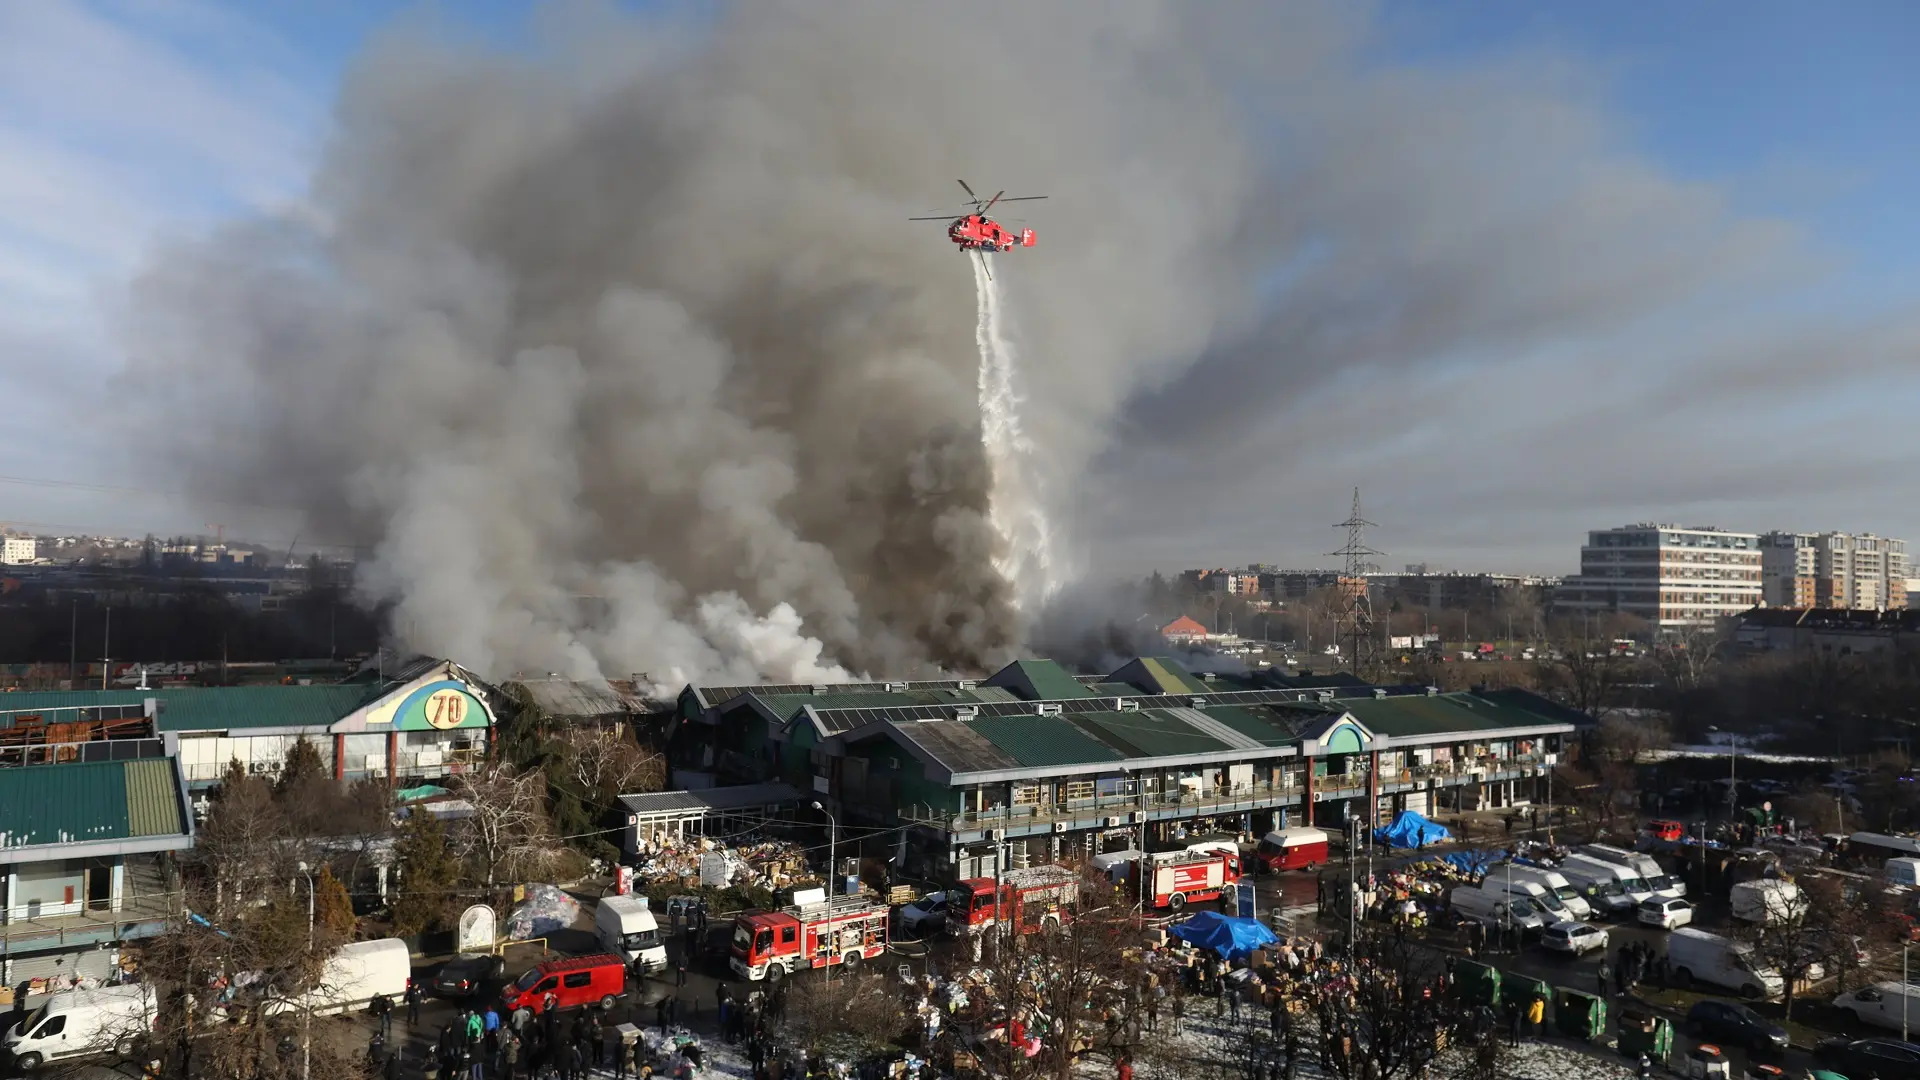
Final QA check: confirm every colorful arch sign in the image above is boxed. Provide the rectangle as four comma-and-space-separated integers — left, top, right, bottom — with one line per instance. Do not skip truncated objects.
395, 680, 490, 731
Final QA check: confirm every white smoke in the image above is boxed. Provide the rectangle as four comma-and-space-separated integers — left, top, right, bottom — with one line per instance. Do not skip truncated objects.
971, 252, 1059, 609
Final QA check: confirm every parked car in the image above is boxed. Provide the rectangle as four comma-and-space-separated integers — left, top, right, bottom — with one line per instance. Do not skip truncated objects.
1685, 1000, 1789, 1054
898, 892, 951, 935
1835, 982, 1920, 1034
1638, 897, 1693, 930
1813, 1037, 1920, 1080
1540, 921, 1609, 957
433, 955, 504, 1000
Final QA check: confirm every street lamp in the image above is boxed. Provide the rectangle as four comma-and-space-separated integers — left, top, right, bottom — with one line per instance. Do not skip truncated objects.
1904, 942, 1911, 1042
297, 863, 315, 1080
1708, 725, 1738, 818
811, 802, 838, 987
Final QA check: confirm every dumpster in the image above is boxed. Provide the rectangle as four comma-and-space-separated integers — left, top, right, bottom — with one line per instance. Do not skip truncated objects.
1454, 961, 1502, 1008
1553, 987, 1607, 1041
1684, 1043, 1731, 1079
1503, 972, 1551, 1035
1616, 1005, 1672, 1064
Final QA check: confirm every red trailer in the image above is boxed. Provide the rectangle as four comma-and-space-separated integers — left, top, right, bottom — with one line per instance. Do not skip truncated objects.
728, 896, 888, 982
952, 865, 1080, 934
1146, 848, 1240, 910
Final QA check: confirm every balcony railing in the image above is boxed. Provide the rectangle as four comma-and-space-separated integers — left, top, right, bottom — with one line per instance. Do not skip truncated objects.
900, 779, 1309, 832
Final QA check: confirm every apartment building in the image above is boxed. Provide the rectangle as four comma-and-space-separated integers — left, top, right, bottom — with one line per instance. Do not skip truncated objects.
1, 535, 36, 565
1766, 530, 1904, 611
1554, 525, 1762, 627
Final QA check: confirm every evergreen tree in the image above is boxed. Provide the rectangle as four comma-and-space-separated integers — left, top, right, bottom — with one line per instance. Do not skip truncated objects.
314, 865, 357, 942
276, 736, 327, 796
393, 809, 459, 937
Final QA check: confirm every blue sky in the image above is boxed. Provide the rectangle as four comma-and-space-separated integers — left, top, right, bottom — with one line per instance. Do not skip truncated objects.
1, 1, 1916, 569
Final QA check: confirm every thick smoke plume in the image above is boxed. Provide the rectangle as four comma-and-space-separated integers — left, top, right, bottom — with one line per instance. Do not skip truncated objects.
121, 2, 1275, 688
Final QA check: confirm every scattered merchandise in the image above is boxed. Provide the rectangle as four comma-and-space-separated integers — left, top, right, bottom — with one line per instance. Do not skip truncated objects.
505, 883, 582, 940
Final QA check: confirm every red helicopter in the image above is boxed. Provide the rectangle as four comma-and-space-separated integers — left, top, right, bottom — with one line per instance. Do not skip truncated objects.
911, 180, 1046, 275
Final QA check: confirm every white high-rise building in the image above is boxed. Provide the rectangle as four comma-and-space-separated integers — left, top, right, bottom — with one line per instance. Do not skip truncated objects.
1757, 531, 1907, 610
1555, 525, 1762, 627
1, 534, 37, 565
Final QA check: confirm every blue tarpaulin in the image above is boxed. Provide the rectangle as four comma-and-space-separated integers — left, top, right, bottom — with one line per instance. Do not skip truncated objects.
1374, 810, 1451, 849
1167, 911, 1278, 960
1438, 849, 1505, 876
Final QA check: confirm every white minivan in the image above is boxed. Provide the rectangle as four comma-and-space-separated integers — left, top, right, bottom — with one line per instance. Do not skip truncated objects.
1502, 865, 1594, 920
1833, 981, 1920, 1033
1449, 886, 1547, 935
3, 983, 156, 1072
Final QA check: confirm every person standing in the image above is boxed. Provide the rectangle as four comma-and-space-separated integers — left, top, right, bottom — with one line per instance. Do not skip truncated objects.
1596, 960, 1611, 999
372, 993, 394, 1040
501, 1031, 520, 1080
405, 981, 423, 1028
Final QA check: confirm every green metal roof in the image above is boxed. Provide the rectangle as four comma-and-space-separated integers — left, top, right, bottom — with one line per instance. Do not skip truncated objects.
1197, 705, 1297, 747
1089, 683, 1146, 698
993, 660, 1097, 701
0, 685, 375, 732
0, 759, 187, 850
154, 686, 373, 731
1339, 693, 1552, 738
966, 715, 1123, 768
1069, 710, 1228, 759
1137, 658, 1211, 695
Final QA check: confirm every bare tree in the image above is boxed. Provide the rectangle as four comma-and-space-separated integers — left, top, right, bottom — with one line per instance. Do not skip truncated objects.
561, 726, 665, 801
1652, 621, 1728, 694
455, 764, 566, 887
1573, 715, 1671, 837
1733, 880, 1827, 1021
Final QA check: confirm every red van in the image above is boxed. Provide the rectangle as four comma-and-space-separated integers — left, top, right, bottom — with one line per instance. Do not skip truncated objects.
1254, 827, 1331, 873
499, 954, 627, 1020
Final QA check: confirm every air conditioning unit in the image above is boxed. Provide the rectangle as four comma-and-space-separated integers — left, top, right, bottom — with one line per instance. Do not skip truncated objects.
1543, 753, 1559, 766
884, 681, 907, 692
1190, 697, 1207, 708
954, 706, 978, 720
957, 679, 976, 690
991, 828, 1007, 841
1115, 698, 1139, 712
1053, 822, 1068, 833
1035, 703, 1062, 717
1130, 812, 1146, 824
1316, 691, 1335, 702
1104, 816, 1124, 828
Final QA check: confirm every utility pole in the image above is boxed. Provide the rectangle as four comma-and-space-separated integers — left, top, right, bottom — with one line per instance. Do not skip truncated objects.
100, 606, 111, 690
1328, 489, 1384, 679
68, 600, 77, 688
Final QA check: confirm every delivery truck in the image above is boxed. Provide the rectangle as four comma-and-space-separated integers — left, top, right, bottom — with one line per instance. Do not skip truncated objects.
1500, 864, 1593, 919
1665, 928, 1784, 1000
1730, 879, 1806, 925
1574, 843, 1685, 898
264, 938, 411, 1017
595, 895, 668, 972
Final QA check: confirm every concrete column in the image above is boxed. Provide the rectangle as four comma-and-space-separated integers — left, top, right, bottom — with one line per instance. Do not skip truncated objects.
4, 867, 13, 924
386, 730, 399, 789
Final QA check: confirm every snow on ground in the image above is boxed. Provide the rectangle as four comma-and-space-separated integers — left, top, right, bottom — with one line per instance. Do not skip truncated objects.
1161, 1010, 1647, 1080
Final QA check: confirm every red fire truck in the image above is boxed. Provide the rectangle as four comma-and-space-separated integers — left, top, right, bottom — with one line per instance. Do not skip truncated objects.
952, 865, 1080, 934
1145, 848, 1240, 910
728, 895, 889, 982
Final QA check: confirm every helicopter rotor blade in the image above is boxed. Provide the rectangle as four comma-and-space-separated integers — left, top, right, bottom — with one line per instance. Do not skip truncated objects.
907, 215, 956, 221
983, 190, 1006, 213
957, 179, 979, 204
993, 195, 1047, 202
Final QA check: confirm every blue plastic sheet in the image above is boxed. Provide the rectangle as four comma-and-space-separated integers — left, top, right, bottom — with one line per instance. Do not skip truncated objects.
1373, 810, 1451, 849
1167, 911, 1279, 960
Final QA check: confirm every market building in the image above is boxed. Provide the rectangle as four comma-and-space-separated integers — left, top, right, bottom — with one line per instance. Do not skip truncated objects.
670, 658, 1579, 882
0, 657, 497, 790
0, 755, 195, 988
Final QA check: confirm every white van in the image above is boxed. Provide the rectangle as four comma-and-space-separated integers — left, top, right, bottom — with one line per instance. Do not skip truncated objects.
1730, 880, 1806, 925
264, 938, 411, 1017
1886, 858, 1920, 889
1833, 981, 1920, 1033
1576, 843, 1685, 898
1502, 865, 1594, 919
1449, 886, 1547, 934
3, 983, 156, 1072
1477, 876, 1573, 921
596, 895, 668, 972
1666, 928, 1784, 1000
1556, 855, 1651, 913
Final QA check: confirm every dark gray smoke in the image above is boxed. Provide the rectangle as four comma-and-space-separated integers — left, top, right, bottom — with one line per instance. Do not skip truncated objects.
119, 1, 1282, 688
120, 1, 1823, 686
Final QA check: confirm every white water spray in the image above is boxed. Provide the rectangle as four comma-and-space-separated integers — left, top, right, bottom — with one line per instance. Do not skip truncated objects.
971, 252, 1058, 607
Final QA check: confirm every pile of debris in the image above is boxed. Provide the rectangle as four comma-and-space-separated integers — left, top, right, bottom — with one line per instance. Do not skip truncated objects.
633, 837, 816, 891
507, 883, 583, 940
